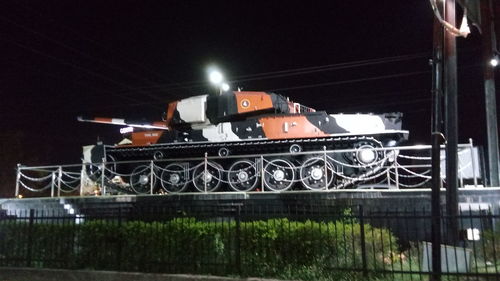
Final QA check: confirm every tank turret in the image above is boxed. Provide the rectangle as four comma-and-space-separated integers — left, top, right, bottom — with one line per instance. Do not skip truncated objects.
165, 91, 314, 129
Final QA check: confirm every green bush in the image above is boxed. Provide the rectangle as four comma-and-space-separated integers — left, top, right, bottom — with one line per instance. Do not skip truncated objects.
480, 227, 500, 267
0, 216, 400, 280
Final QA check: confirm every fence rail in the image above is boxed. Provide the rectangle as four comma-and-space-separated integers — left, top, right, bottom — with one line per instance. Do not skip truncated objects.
15, 143, 481, 198
0, 204, 498, 280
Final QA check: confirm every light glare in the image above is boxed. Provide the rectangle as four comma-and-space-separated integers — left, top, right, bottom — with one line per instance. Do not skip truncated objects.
490, 57, 499, 67
209, 70, 223, 85
120, 126, 134, 134
221, 83, 230, 91
466, 228, 480, 241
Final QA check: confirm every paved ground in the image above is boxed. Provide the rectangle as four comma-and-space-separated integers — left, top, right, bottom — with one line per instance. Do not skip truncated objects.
0, 267, 291, 281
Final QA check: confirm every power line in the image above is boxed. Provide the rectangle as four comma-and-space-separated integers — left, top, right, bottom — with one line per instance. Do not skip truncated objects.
82, 47, 479, 95
0, 15, 163, 90
0, 36, 164, 107
307, 88, 430, 105
0, 5, 191, 102
262, 62, 481, 93
4, 58, 118, 96
264, 70, 430, 92
5, 1, 198, 94
108, 53, 431, 93
330, 97, 432, 112
231, 53, 429, 80
0, 10, 441, 102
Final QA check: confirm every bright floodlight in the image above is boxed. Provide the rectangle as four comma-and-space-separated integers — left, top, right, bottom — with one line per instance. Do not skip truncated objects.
221, 83, 230, 91
209, 70, 224, 85
490, 57, 499, 67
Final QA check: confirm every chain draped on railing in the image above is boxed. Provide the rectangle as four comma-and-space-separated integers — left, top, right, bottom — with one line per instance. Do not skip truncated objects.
16, 166, 82, 196
15, 142, 480, 197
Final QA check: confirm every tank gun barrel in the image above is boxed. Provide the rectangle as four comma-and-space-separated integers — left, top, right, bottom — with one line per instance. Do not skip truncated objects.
77, 116, 169, 130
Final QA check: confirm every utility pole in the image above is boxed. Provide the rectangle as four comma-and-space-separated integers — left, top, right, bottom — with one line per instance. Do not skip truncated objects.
430, 3, 444, 278
480, 0, 500, 187
444, 0, 459, 245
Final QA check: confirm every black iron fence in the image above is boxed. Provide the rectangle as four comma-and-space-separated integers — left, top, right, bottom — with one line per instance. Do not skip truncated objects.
0, 204, 499, 280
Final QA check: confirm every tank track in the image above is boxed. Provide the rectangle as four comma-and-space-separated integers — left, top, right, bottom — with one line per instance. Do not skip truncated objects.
105, 134, 402, 161
97, 134, 403, 193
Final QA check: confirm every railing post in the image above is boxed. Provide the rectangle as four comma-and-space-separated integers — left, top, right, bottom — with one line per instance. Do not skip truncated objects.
394, 150, 400, 189
101, 158, 106, 196
358, 205, 368, 277
50, 172, 55, 198
386, 169, 391, 188
260, 155, 265, 192
57, 166, 62, 197
150, 160, 154, 195
80, 161, 85, 196
323, 146, 328, 190
204, 152, 208, 193
15, 164, 21, 197
469, 138, 477, 187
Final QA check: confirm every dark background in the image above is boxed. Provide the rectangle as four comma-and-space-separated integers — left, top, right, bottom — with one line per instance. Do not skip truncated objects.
0, 1, 495, 196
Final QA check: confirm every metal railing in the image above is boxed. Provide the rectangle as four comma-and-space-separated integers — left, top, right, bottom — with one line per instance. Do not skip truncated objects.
15, 142, 481, 197
0, 204, 498, 280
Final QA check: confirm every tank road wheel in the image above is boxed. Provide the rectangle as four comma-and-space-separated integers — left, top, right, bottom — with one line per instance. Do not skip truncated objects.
228, 160, 258, 192
263, 159, 295, 191
218, 147, 230, 157
160, 163, 189, 193
129, 165, 156, 194
299, 157, 335, 190
192, 161, 222, 192
289, 144, 302, 153
352, 141, 384, 167
86, 155, 117, 181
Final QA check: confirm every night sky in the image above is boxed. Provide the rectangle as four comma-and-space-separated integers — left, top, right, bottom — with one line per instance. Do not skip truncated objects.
0, 1, 496, 196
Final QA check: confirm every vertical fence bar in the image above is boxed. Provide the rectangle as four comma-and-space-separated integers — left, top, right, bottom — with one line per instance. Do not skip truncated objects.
204, 152, 208, 193
150, 160, 154, 195
359, 205, 368, 277
26, 209, 35, 267
15, 164, 21, 197
235, 205, 242, 276
260, 155, 265, 192
323, 146, 328, 190
115, 207, 122, 270
57, 166, 62, 197
469, 138, 477, 187
101, 159, 106, 196
488, 208, 499, 275
467, 206, 479, 275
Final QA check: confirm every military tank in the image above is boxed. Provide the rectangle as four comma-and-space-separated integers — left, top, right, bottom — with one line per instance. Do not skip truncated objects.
79, 91, 408, 193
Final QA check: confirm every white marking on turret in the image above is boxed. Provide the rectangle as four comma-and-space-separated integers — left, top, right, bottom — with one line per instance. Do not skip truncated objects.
202, 122, 241, 142
331, 114, 385, 133
111, 119, 126, 124
176, 95, 208, 124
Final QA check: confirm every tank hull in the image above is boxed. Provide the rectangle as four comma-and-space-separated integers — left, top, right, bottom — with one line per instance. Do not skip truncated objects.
123, 111, 406, 156
80, 91, 408, 193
